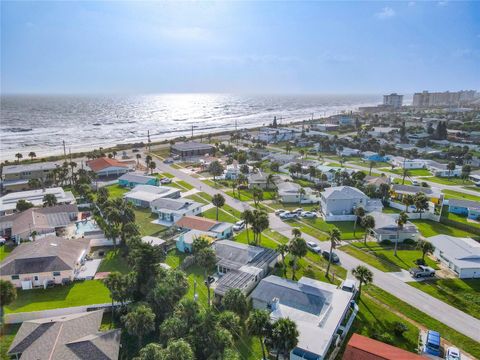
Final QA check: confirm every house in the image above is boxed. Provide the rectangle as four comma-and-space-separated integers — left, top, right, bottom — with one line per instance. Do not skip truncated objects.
223, 164, 241, 180
343, 333, 428, 360
150, 198, 203, 225
0, 204, 78, 243
170, 141, 215, 158
391, 184, 443, 207
251, 275, 357, 360
369, 211, 419, 243
447, 199, 480, 219
141, 235, 167, 250
368, 127, 399, 137
256, 127, 301, 143
175, 215, 233, 239
426, 160, 462, 178
86, 157, 131, 177
320, 186, 371, 216
277, 182, 319, 204
175, 229, 215, 253
0, 235, 90, 288
364, 175, 391, 189
124, 185, 180, 208
263, 153, 299, 165
0, 187, 76, 216
389, 157, 428, 170
337, 147, 361, 157
314, 123, 339, 132
338, 115, 355, 126
118, 173, 158, 188
362, 151, 389, 162
214, 240, 278, 297
1, 161, 61, 192
427, 235, 480, 278
7, 310, 121, 360
247, 172, 269, 189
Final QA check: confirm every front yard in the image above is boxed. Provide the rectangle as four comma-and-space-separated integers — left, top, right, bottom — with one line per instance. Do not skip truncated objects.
419, 176, 473, 186
412, 219, 477, 238
0, 245, 13, 261
134, 208, 167, 237
442, 189, 480, 202
291, 218, 365, 240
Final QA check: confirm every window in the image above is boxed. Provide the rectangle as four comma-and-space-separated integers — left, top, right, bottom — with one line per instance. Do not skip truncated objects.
53, 271, 61, 277
34, 276, 39, 281
11, 275, 19, 280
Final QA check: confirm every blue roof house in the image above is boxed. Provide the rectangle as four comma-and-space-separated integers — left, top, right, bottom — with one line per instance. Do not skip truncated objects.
118, 173, 158, 188
362, 151, 390, 162
448, 199, 480, 220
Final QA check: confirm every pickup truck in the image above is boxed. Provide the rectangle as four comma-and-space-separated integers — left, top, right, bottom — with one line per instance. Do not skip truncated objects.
409, 265, 435, 278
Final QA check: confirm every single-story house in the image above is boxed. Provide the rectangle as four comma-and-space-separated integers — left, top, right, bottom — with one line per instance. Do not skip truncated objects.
256, 127, 301, 143
1, 161, 62, 193
86, 157, 131, 177
447, 199, 480, 220
0, 235, 90, 288
337, 147, 361, 157
118, 173, 158, 188
428, 235, 480, 279
150, 198, 203, 225
364, 175, 391, 188
277, 182, 319, 204
426, 160, 462, 178
251, 275, 356, 360
343, 333, 429, 360
390, 184, 443, 207
175, 229, 216, 253
263, 153, 299, 165
362, 152, 390, 162
0, 204, 78, 243
368, 127, 399, 137
320, 186, 371, 216
7, 310, 121, 360
175, 215, 233, 239
369, 211, 419, 243
313, 123, 339, 132
124, 185, 180, 208
223, 164, 241, 180
389, 157, 428, 170
214, 240, 278, 297
141, 235, 167, 248
0, 187, 76, 216
247, 172, 269, 189
170, 141, 215, 158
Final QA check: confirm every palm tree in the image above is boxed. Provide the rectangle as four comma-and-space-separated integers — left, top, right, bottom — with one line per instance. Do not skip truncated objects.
43, 193, 58, 207
298, 188, 306, 203
291, 228, 301, 238
148, 161, 156, 174
352, 265, 373, 296
246, 310, 271, 360
418, 240, 435, 262
0, 280, 17, 325
15, 153, 23, 163
30, 230, 38, 241
136, 153, 141, 167
251, 210, 269, 245
326, 228, 341, 278
361, 215, 375, 245
212, 193, 225, 221
369, 161, 374, 176
145, 155, 152, 166
403, 194, 415, 212
122, 304, 156, 349
395, 211, 409, 256
353, 207, 365, 236
289, 237, 307, 280
241, 210, 255, 243
269, 318, 299, 360
28, 151, 36, 161
276, 243, 289, 277
195, 247, 217, 306
266, 173, 275, 190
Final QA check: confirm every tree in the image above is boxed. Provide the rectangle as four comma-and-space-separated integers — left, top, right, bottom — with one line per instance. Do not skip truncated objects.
395, 212, 409, 256
266, 173, 276, 190
28, 151, 36, 161
251, 210, 269, 245
122, 304, 156, 348
289, 237, 307, 280
418, 240, 435, 261
402, 194, 414, 213
222, 288, 249, 319
447, 161, 456, 178
414, 192, 429, 219
43, 193, 58, 207
369, 161, 375, 176
149, 160, 157, 174
325, 227, 341, 278
298, 188, 306, 203
16, 199, 34, 212
136, 153, 142, 166
212, 193, 225, 221
136, 343, 163, 360
195, 247, 216, 306
352, 265, 373, 296
15, 153, 22, 163
241, 209, 255, 243
192, 236, 210, 254
97, 187, 110, 204
269, 318, 299, 360
27, 178, 42, 189
276, 243, 289, 277
145, 155, 152, 166
0, 280, 16, 325
104, 271, 132, 321
379, 183, 390, 202
285, 143, 292, 154
30, 230, 38, 241
353, 207, 365, 236
217, 311, 242, 339
247, 309, 271, 360
361, 215, 375, 245
129, 242, 165, 298
402, 168, 410, 185
291, 228, 301, 238
462, 164, 472, 182
252, 186, 264, 207
208, 160, 224, 182
160, 339, 195, 360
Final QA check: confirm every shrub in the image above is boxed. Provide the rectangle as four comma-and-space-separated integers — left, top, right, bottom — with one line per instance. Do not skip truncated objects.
372, 332, 394, 345
403, 238, 417, 246
180, 255, 195, 270
380, 240, 394, 246
415, 258, 426, 266
393, 321, 409, 337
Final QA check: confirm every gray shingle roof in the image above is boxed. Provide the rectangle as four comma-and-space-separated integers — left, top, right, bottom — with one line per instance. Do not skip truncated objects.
392, 184, 435, 196
118, 173, 156, 184
171, 141, 215, 151
151, 198, 200, 211
448, 198, 480, 209
322, 186, 368, 200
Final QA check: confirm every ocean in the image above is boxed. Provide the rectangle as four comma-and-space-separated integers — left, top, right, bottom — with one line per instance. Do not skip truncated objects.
0, 93, 379, 161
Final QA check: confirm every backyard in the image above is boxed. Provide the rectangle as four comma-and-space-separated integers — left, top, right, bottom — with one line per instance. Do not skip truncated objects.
104, 184, 128, 199
134, 208, 167, 237
419, 176, 473, 186
412, 219, 478, 238
442, 189, 480, 202
97, 249, 130, 274
0, 245, 13, 261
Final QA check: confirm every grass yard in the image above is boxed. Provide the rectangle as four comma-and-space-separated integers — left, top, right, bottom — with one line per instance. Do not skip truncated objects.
5, 280, 111, 314
97, 249, 130, 274
185, 193, 209, 204
419, 176, 473, 186
408, 278, 480, 320
202, 207, 239, 223
442, 189, 480, 202
293, 218, 365, 240
104, 184, 128, 199
289, 220, 329, 241
393, 178, 413, 185
350, 160, 391, 169
383, 206, 402, 214
382, 168, 432, 177
234, 230, 279, 250
463, 186, 480, 193
0, 245, 13, 261
412, 219, 477, 238
365, 285, 480, 359
226, 189, 277, 201
134, 208, 167, 237
274, 254, 341, 285
175, 180, 194, 190
0, 324, 21, 360
442, 211, 480, 230
266, 202, 319, 212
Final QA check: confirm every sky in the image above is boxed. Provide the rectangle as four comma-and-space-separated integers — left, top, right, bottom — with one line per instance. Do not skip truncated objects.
1, 1, 479, 95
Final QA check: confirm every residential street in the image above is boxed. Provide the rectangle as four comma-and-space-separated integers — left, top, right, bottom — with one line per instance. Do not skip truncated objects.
154, 156, 480, 344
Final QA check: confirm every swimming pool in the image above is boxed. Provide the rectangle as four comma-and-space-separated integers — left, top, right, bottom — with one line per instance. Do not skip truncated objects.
75, 219, 100, 235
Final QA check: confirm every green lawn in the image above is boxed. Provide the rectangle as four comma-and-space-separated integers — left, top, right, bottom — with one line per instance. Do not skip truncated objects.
408, 278, 480, 320
382, 168, 432, 177
350, 160, 391, 168
365, 285, 480, 359
185, 193, 209, 204
5, 280, 111, 313
175, 180, 194, 190
202, 204, 242, 224
289, 220, 329, 241
274, 254, 341, 285
97, 249, 130, 274
412, 219, 477, 238
104, 184, 128, 199
383, 206, 402, 214
265, 202, 319, 212
234, 230, 279, 250
419, 176, 473, 186
226, 189, 277, 201
293, 218, 365, 240
134, 208, 167, 237
393, 178, 413, 185
0, 324, 21, 359
442, 211, 480, 230
463, 186, 480, 193
0, 245, 13, 261
442, 189, 480, 202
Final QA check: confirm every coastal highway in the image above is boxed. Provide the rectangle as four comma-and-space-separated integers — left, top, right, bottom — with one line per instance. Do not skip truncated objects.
153, 156, 480, 345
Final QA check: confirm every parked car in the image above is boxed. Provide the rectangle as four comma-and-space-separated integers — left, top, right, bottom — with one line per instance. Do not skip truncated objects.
0, 237, 6, 245
412, 180, 420, 186
205, 275, 216, 285
160, 177, 172, 184
301, 211, 317, 218
423, 330, 441, 357
163, 158, 174, 164
306, 241, 321, 253
446, 347, 461, 360
340, 279, 357, 294
280, 211, 298, 220
292, 208, 304, 214
409, 265, 435, 278
275, 209, 286, 216
233, 220, 245, 232
322, 250, 339, 263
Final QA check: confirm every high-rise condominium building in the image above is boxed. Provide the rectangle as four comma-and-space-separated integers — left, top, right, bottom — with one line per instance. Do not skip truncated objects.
383, 93, 403, 108
413, 90, 476, 107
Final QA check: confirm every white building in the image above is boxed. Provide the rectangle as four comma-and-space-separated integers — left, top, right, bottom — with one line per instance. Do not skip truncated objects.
383, 93, 403, 108
277, 182, 319, 204
257, 127, 301, 143
123, 185, 180, 208
369, 211, 420, 243
426, 160, 462, 178
337, 147, 361, 157
428, 235, 480, 278
389, 157, 429, 170
251, 275, 357, 360
150, 198, 203, 225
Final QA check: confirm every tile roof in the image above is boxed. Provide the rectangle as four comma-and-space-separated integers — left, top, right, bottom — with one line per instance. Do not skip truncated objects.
176, 215, 218, 232
86, 157, 129, 172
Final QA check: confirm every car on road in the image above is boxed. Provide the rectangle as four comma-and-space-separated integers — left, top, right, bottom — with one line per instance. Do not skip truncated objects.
409, 265, 435, 278
275, 209, 286, 216
423, 330, 441, 357
306, 241, 321, 253
301, 211, 317, 218
0, 237, 6, 245
159, 177, 172, 184
446, 347, 461, 360
412, 180, 420, 186
280, 211, 298, 220
233, 220, 245, 232
321, 250, 339, 263
163, 158, 174, 164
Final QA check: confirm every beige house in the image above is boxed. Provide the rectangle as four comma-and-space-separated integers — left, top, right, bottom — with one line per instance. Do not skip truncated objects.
1, 162, 61, 192
0, 235, 90, 289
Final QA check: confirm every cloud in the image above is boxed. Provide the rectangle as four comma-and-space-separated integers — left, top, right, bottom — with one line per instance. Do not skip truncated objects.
208, 54, 301, 65
437, 1, 448, 6
375, 7, 395, 19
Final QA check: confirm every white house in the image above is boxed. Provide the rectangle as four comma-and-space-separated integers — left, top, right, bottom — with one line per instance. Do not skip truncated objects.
337, 147, 361, 157
426, 161, 462, 178
277, 182, 319, 204
428, 235, 480, 278
150, 198, 203, 225
369, 211, 420, 243
124, 185, 180, 208
320, 186, 371, 217
251, 275, 357, 360
257, 127, 301, 143
389, 157, 429, 170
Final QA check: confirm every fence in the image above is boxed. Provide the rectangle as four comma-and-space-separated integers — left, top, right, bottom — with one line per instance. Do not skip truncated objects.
388, 201, 440, 222
324, 214, 357, 222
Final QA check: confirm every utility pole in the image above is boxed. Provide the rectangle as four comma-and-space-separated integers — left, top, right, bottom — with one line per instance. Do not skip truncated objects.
191, 125, 194, 139
147, 130, 151, 153
62, 140, 67, 163
193, 279, 198, 302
